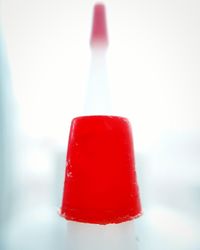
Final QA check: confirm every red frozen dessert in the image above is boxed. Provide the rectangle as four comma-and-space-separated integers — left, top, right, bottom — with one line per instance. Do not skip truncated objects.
60, 116, 141, 224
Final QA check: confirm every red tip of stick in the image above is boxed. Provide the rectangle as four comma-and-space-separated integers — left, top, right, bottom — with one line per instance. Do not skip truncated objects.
90, 3, 108, 48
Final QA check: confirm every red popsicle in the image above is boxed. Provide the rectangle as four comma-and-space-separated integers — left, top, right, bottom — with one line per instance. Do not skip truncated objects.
60, 116, 141, 224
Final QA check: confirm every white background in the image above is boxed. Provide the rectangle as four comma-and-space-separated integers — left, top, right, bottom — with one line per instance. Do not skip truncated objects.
1, 0, 200, 249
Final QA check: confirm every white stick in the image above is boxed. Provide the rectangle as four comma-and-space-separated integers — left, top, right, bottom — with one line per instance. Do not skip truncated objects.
84, 47, 111, 115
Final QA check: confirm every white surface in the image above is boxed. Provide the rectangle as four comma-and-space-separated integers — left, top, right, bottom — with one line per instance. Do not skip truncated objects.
66, 221, 138, 250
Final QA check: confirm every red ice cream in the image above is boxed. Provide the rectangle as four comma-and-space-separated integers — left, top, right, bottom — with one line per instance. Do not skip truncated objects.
60, 116, 141, 224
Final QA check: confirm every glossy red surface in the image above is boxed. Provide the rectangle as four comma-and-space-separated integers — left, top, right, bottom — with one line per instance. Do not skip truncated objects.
61, 116, 141, 224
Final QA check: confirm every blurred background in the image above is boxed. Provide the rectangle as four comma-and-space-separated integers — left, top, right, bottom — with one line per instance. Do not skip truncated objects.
0, 0, 200, 249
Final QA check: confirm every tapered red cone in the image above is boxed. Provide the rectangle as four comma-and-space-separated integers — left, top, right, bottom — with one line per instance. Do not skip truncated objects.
60, 116, 141, 224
